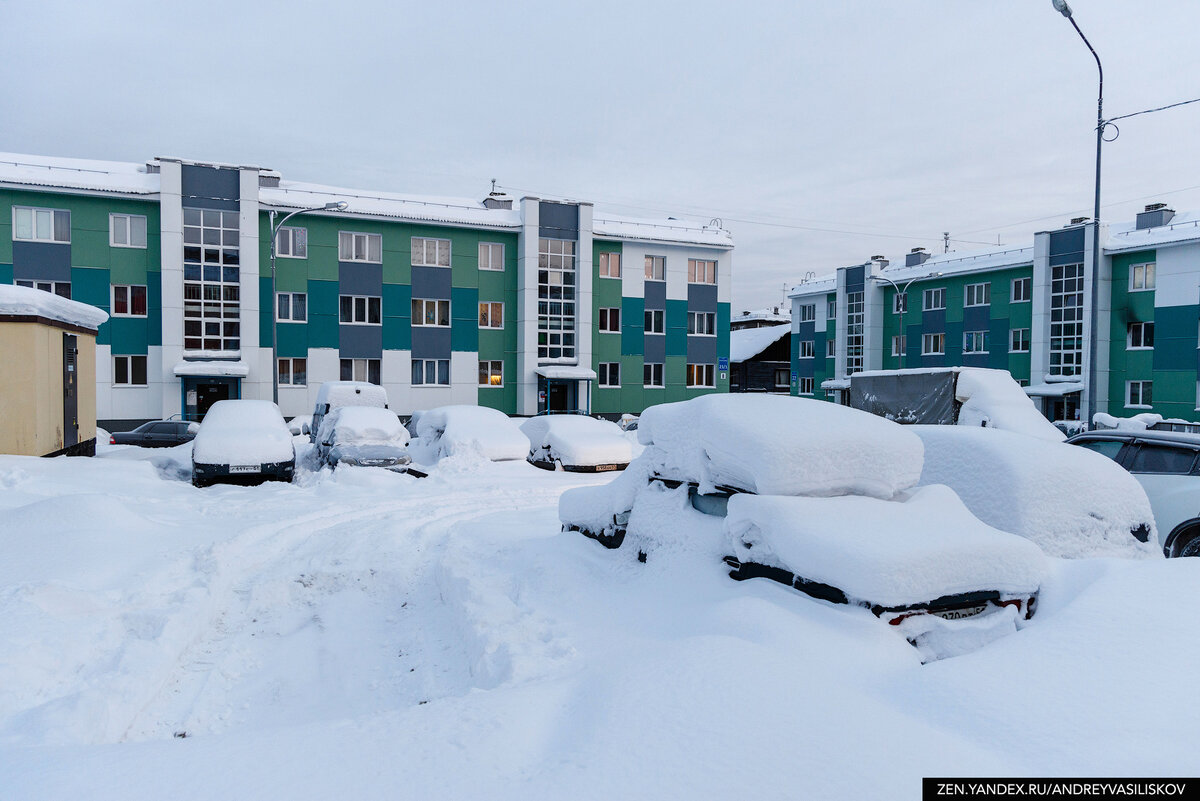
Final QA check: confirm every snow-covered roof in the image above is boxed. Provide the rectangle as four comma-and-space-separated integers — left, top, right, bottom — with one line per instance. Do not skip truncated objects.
592, 213, 732, 249
732, 308, 790, 325
0, 284, 109, 330
536, 366, 598, 380
788, 274, 836, 298
0, 152, 159, 196
730, 323, 789, 363
173, 360, 250, 377
1106, 211, 1200, 253
879, 245, 1034, 283
821, 378, 850, 390
1025, 381, 1083, 398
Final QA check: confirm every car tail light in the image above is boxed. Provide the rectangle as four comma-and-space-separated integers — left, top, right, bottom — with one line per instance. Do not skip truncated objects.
109, 435, 116, 445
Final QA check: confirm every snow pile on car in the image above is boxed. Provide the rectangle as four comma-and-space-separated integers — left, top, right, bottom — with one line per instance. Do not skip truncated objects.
192, 400, 294, 465
315, 381, 388, 411
913, 425, 1158, 559
411, 405, 530, 462
520, 416, 632, 466
318, 407, 408, 447
725, 486, 1047, 607
637, 394, 924, 499
953, 368, 1065, 442
1091, 412, 1173, 431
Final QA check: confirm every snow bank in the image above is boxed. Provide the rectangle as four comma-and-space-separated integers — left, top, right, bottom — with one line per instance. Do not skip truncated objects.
520, 416, 632, 466
0, 283, 108, 330
913, 426, 1158, 559
412, 405, 530, 462
638, 395, 923, 498
192, 400, 294, 465
318, 407, 408, 447
725, 486, 1047, 608
953, 368, 1065, 441
558, 457, 654, 537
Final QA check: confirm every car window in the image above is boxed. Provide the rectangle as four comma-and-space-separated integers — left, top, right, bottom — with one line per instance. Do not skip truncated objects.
1127, 443, 1199, 475
1073, 439, 1124, 461
153, 423, 177, 434
135, 421, 157, 433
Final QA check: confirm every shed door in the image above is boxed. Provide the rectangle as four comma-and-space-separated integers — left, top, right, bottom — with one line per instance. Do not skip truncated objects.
63, 333, 79, 448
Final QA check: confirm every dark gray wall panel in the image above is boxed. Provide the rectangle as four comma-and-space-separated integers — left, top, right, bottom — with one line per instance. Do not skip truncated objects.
339, 324, 382, 358
644, 333, 666, 362
687, 335, 717, 364
962, 305, 990, 331
846, 265, 865, 293
412, 327, 451, 359
538, 202, 579, 240
922, 308, 946, 333
411, 265, 452, 300
13, 242, 71, 280
339, 262, 383, 296
687, 283, 718, 311
181, 164, 240, 211
644, 280, 666, 310
1049, 227, 1086, 266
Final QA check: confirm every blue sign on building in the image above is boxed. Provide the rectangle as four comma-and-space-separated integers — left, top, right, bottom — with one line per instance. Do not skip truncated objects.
718, 356, 729, 371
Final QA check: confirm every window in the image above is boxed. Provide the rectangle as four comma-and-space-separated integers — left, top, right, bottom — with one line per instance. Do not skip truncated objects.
644, 309, 664, 334
278, 357, 307, 386
538, 238, 576, 360
798, 376, 814, 395
1127, 380, 1153, 408
1130, 263, 1156, 292
1127, 443, 1197, 475
478, 301, 503, 329
113, 355, 147, 386
478, 360, 503, 386
893, 293, 907, 314
1075, 439, 1125, 461
1050, 263, 1084, 376
644, 362, 664, 387
644, 255, 665, 280
183, 207, 240, 351
341, 358, 381, 384
891, 335, 906, 357
16, 279, 71, 299
110, 214, 147, 248
774, 369, 790, 389
275, 226, 307, 258
112, 285, 147, 317
923, 287, 946, 311
479, 242, 504, 271
965, 283, 990, 307
1010, 328, 1030, 352
340, 295, 382, 325
799, 304, 816, 322
410, 298, 450, 327
13, 206, 70, 243
276, 292, 307, 322
1128, 321, 1154, 349
688, 259, 716, 284
799, 340, 814, 358
827, 299, 836, 319
686, 363, 715, 387
1012, 277, 1032, 302
963, 331, 989, 354
338, 231, 382, 263
846, 290, 864, 374
599, 307, 621, 333
922, 333, 945, 355
411, 359, 448, 386
826, 338, 835, 358
411, 237, 450, 267
598, 362, 620, 387
599, 252, 621, 278
688, 311, 716, 336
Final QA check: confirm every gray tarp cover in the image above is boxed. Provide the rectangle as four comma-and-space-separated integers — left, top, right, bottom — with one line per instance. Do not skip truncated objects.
848, 371, 959, 425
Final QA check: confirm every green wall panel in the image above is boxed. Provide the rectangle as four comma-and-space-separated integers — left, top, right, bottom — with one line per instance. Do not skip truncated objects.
308, 279, 340, 348
621, 296, 644, 356
665, 299, 688, 356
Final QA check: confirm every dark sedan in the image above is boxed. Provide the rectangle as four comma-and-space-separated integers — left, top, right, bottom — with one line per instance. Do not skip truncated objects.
109, 420, 197, 448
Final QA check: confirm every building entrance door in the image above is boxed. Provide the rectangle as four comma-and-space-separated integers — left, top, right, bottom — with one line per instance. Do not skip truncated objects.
547, 382, 569, 412
196, 382, 231, 420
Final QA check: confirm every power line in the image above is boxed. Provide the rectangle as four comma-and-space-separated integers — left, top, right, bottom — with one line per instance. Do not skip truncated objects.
1109, 96, 1200, 123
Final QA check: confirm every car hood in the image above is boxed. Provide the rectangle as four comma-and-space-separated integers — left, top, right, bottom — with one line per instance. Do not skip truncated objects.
328, 443, 411, 466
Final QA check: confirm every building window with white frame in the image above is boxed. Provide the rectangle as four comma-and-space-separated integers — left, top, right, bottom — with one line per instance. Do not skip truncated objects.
826, 338, 835, 358
538, 238, 577, 360
964, 283, 990, 307
411, 298, 450, 327
478, 360, 503, 386
1010, 328, 1030, 352
599, 307, 621, 333
644, 308, 664, 334
13, 206, 70, 243
341, 357, 381, 384
1128, 321, 1154, 349
412, 359, 448, 386
276, 227, 307, 258
922, 332, 945, 355
923, 287, 946, 311
183, 207, 240, 351
1012, 276, 1031, 302
798, 376, 814, 395
687, 311, 715, 335
1127, 380, 1153, 408
799, 340, 814, 358
1050, 263, 1084, 376
478, 301, 503, 329
963, 330, 989, 354
339, 231, 382, 263
827, 299, 836, 319
599, 362, 620, 387
478, 242, 504, 271
891, 335, 905, 357
688, 259, 716, 284
599, 252, 621, 278
644, 255, 664, 280
112, 285, 147, 317
846, 290, 864, 374
686, 363, 715, 387
340, 295, 382, 325
15, 279, 71, 299
411, 237, 450, 267
110, 213, 147, 248
893, 293, 907, 314
799, 303, 816, 322
113, 355, 147, 386
278, 357, 307, 386
644, 362, 663, 387
277, 292, 307, 322
1130, 263, 1156, 292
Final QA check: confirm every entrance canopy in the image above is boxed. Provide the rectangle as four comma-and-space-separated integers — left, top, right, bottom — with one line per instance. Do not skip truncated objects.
173, 360, 249, 378
535, 365, 598, 380
1024, 381, 1083, 398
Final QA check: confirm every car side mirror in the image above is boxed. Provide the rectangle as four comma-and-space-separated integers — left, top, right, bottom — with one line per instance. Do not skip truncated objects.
187, 422, 200, 434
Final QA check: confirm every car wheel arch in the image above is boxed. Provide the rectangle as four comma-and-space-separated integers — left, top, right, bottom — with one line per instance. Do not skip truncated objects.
1165, 518, 1200, 557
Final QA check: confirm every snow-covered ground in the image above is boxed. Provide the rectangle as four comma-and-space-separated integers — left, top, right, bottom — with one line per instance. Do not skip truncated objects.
1, 449, 1199, 799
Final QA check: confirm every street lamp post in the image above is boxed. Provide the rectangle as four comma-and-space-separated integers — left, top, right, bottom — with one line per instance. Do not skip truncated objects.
269, 201, 348, 404
1052, 0, 1103, 428
870, 270, 943, 365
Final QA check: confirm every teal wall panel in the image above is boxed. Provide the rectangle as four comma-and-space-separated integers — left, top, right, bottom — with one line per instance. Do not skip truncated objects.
1153, 305, 1198, 371
450, 287, 479, 352
622, 296, 644, 356
0, 264, 11, 284
308, 279, 340, 349
383, 283, 412, 351
146, 271, 161, 346
259, 276, 273, 347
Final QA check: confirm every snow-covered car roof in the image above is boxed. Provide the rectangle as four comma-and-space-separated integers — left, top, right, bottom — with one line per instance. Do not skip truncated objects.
192, 400, 294, 465
314, 381, 388, 412
412, 405, 530, 461
637, 395, 924, 499
913, 425, 1158, 559
318, 406, 409, 447
520, 415, 632, 467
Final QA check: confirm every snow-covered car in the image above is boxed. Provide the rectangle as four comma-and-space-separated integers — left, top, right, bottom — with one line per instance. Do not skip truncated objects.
191, 400, 296, 488
559, 395, 1047, 658
1068, 428, 1200, 557
315, 406, 411, 472
520, 414, 632, 472
310, 381, 389, 444
913, 425, 1158, 559
409, 405, 530, 462
287, 415, 313, 437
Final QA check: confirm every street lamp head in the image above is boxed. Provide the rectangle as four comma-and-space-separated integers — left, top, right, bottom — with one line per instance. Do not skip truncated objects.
324, 201, 349, 211
1051, 0, 1072, 18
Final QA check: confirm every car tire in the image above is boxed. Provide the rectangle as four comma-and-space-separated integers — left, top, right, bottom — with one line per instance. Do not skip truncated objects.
192, 476, 207, 489
1173, 532, 1200, 558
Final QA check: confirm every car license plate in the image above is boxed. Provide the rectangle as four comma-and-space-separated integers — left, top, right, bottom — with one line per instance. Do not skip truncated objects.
594, 464, 621, 472
930, 604, 987, 621
229, 464, 259, 474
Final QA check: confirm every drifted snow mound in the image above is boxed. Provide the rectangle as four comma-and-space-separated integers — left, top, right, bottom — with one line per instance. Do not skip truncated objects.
559, 456, 655, 537
953, 368, 1065, 442
913, 425, 1159, 559
520, 415, 632, 466
317, 406, 408, 447
725, 485, 1048, 608
637, 395, 923, 498
411, 405, 530, 462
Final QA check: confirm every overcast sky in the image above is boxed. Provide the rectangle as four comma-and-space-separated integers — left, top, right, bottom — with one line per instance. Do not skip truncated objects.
6, 0, 1200, 312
